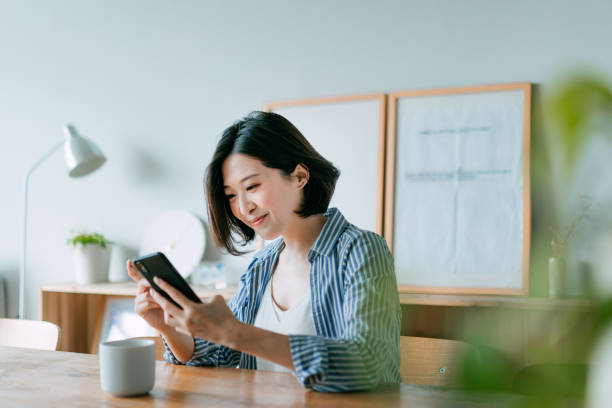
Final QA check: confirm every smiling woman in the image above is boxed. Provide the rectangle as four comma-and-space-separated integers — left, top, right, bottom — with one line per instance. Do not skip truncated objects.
207, 111, 340, 256
220, 154, 311, 244
127, 111, 402, 392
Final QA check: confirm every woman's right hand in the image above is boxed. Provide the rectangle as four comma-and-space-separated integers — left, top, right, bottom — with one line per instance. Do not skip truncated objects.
127, 260, 173, 334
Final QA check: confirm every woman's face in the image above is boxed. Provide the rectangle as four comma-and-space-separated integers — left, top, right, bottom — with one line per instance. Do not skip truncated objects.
222, 153, 306, 241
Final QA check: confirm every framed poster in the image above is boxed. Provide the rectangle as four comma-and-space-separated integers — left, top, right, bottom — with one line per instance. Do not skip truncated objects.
264, 93, 387, 235
385, 83, 531, 295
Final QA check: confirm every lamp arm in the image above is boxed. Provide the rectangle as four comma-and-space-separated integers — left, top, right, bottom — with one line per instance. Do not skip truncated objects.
19, 139, 64, 319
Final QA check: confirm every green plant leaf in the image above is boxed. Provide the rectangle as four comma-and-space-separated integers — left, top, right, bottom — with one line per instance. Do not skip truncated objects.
66, 231, 113, 248
549, 76, 612, 171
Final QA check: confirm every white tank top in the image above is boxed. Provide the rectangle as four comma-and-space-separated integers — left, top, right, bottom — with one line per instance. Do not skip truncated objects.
252, 277, 316, 372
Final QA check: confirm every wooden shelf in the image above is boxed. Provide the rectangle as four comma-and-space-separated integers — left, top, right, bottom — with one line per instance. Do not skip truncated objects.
40, 282, 237, 300
398, 293, 594, 309
41, 282, 594, 309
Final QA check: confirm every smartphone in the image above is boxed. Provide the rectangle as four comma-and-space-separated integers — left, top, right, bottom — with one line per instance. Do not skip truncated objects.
132, 252, 202, 309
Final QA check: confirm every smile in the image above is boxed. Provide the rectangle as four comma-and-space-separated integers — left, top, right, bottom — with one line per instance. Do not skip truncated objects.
250, 214, 267, 227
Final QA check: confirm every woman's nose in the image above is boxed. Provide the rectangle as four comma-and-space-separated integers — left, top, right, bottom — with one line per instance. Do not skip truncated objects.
238, 195, 255, 215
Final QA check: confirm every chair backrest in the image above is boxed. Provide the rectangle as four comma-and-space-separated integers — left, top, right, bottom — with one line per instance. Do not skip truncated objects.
131, 336, 166, 361
400, 335, 473, 387
0, 318, 60, 351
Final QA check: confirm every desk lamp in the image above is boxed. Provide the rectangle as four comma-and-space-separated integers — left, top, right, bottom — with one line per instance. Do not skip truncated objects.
19, 124, 106, 318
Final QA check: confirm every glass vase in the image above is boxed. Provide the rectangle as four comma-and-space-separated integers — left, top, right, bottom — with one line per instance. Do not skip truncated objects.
548, 256, 566, 298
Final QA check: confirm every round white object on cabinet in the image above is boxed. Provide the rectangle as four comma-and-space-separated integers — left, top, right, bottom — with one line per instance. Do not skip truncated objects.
139, 210, 206, 278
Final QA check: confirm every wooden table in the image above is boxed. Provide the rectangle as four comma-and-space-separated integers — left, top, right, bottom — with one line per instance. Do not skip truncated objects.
0, 346, 521, 407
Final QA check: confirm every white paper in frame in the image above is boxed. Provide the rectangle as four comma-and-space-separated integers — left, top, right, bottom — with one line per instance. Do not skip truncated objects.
256, 94, 387, 249
385, 83, 531, 296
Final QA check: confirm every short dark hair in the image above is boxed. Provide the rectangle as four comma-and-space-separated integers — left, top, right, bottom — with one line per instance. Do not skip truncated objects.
205, 111, 340, 255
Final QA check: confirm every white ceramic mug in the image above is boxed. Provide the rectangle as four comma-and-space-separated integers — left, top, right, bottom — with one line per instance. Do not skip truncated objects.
99, 339, 156, 397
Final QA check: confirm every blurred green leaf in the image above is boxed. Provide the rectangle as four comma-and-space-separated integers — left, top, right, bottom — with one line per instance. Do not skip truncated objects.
461, 344, 517, 392
549, 76, 612, 170
512, 363, 587, 399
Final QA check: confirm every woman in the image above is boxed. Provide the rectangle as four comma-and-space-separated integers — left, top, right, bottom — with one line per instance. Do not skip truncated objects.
127, 111, 402, 392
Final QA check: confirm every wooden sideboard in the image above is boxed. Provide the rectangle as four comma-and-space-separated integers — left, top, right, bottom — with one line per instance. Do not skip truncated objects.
39, 282, 236, 354
40, 282, 597, 366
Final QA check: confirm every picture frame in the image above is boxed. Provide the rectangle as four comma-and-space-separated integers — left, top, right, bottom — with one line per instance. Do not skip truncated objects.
385, 83, 532, 295
261, 93, 387, 240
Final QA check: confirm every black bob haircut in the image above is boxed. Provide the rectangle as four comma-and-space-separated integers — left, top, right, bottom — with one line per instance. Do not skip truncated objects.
205, 111, 340, 255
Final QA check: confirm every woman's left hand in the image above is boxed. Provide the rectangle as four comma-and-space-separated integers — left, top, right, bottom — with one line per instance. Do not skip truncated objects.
150, 277, 240, 347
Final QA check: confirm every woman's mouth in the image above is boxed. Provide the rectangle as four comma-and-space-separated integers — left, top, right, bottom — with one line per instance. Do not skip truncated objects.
250, 214, 267, 227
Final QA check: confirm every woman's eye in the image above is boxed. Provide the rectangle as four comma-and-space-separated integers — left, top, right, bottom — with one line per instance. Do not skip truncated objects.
226, 194, 236, 200
246, 184, 259, 191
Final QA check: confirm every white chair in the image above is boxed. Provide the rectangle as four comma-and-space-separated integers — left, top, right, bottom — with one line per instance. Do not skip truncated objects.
0, 318, 60, 351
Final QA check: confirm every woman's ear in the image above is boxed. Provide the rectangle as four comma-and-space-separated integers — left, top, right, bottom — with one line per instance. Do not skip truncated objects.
291, 164, 310, 189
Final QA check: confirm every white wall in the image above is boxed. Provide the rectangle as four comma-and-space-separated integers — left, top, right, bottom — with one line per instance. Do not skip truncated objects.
1, 0, 611, 319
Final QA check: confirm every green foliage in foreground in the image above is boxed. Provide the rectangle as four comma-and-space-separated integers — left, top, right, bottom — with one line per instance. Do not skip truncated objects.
548, 74, 612, 172
457, 73, 612, 406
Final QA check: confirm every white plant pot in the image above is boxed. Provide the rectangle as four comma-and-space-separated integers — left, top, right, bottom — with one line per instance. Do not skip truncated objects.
72, 244, 111, 284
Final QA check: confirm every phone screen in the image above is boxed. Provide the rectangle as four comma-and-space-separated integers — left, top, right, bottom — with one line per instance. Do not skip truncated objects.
133, 252, 202, 309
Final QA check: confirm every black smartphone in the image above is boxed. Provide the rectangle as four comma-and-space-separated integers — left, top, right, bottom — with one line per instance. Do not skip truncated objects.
132, 252, 202, 309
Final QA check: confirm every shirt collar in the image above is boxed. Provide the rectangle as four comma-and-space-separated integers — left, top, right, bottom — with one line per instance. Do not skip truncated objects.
307, 207, 348, 261
252, 237, 284, 260
251, 207, 348, 263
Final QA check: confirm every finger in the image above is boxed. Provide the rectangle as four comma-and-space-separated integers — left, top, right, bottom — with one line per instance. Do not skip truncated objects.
142, 301, 161, 311
150, 286, 183, 316
135, 292, 149, 303
135, 291, 156, 304
127, 260, 142, 282
136, 279, 151, 294
163, 310, 178, 327
211, 294, 226, 304
162, 311, 190, 336
135, 301, 161, 314
153, 277, 191, 309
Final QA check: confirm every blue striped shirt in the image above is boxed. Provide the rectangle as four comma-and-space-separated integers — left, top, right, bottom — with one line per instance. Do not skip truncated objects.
164, 207, 402, 392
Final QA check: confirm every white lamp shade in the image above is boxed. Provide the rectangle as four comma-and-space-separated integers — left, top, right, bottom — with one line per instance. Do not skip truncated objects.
63, 124, 106, 177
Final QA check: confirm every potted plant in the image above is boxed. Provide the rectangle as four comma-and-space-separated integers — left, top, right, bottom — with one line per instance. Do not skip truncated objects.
67, 231, 114, 284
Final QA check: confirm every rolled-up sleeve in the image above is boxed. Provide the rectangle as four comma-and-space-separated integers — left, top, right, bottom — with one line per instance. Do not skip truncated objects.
162, 272, 250, 367
289, 232, 402, 392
